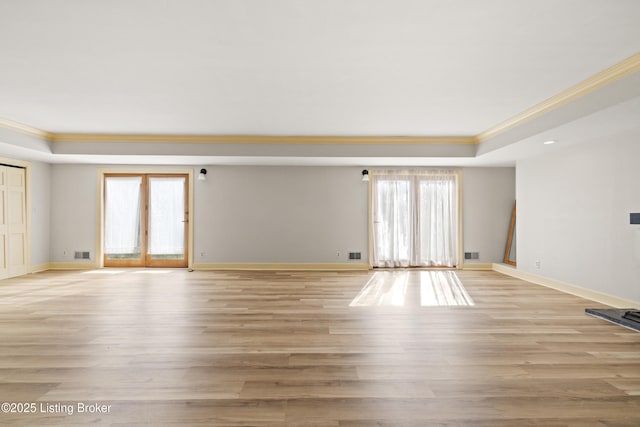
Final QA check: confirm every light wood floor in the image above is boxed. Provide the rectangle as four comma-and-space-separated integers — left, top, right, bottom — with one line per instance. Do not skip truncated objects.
0, 268, 638, 426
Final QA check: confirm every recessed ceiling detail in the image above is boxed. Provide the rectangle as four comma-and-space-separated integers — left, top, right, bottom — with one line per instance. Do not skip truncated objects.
1, 1, 639, 166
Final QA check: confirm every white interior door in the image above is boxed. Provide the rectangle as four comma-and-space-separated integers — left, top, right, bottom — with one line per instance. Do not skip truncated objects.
7, 167, 27, 277
0, 167, 8, 277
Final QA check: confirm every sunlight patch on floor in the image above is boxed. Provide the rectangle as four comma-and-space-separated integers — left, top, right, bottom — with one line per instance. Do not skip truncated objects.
350, 270, 474, 307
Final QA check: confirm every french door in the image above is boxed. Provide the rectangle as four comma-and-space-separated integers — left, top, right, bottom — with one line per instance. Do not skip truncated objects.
371, 171, 459, 268
104, 174, 189, 268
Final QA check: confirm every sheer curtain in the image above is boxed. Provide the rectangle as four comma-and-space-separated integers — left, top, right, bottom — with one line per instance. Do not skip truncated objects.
148, 177, 185, 255
371, 174, 414, 267
104, 177, 142, 255
371, 170, 459, 267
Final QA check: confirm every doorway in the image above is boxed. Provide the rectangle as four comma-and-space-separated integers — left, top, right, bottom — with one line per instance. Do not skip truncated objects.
0, 164, 28, 279
370, 170, 461, 268
103, 174, 189, 268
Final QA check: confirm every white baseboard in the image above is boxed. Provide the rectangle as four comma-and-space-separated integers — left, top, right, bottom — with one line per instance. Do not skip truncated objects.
29, 263, 51, 273
48, 262, 99, 270
492, 263, 640, 308
191, 262, 371, 271
461, 263, 493, 271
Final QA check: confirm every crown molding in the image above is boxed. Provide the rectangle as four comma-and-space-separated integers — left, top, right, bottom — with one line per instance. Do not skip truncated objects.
50, 133, 476, 145
0, 117, 52, 139
2, 53, 638, 147
476, 52, 640, 143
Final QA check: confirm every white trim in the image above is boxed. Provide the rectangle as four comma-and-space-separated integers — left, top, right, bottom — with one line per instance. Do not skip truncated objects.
456, 170, 463, 270
30, 263, 50, 273
0, 157, 32, 279
477, 52, 640, 142
48, 262, 99, 270
192, 263, 371, 271
492, 263, 640, 308
461, 263, 493, 270
0, 117, 51, 139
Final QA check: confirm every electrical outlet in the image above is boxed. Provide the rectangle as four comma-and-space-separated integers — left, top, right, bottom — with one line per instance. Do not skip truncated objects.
200, 252, 206, 257
535, 260, 541, 269
336, 251, 341, 258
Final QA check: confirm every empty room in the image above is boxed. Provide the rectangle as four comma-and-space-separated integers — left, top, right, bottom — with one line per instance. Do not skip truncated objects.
1, 1, 639, 425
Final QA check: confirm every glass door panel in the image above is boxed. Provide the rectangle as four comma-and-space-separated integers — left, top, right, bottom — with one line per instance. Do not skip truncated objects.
372, 179, 412, 267
104, 176, 145, 267
146, 176, 187, 267
103, 174, 188, 268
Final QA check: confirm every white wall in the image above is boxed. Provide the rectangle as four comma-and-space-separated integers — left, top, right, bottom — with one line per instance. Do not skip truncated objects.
462, 167, 515, 264
47, 164, 515, 267
517, 136, 640, 303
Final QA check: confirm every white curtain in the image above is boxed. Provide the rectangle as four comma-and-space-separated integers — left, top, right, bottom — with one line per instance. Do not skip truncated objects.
372, 174, 414, 267
105, 177, 142, 255
371, 170, 459, 267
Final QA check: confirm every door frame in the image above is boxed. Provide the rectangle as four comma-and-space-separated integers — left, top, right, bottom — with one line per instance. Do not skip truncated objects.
0, 157, 32, 279
97, 168, 194, 269
367, 169, 463, 269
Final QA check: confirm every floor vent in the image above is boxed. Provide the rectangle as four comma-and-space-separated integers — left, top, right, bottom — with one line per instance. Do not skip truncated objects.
348, 252, 362, 260
464, 252, 479, 260
74, 251, 91, 260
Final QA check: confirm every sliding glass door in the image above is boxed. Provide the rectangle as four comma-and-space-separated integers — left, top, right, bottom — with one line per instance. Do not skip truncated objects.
104, 174, 188, 268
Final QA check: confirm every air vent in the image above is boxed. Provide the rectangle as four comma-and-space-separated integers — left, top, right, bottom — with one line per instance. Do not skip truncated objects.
74, 251, 91, 260
464, 252, 479, 260
631, 213, 640, 224
348, 252, 362, 260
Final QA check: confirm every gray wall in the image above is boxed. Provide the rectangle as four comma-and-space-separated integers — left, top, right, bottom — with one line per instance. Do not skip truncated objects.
462, 167, 515, 264
517, 135, 640, 303
194, 166, 368, 264
49, 164, 98, 263
29, 161, 51, 267
47, 164, 514, 266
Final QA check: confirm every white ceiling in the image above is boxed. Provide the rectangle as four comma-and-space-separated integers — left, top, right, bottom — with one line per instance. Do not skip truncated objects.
0, 0, 639, 166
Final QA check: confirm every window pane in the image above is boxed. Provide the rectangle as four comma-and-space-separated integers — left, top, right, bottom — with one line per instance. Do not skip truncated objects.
373, 179, 412, 266
371, 173, 458, 268
105, 177, 142, 258
148, 177, 185, 258
418, 177, 457, 266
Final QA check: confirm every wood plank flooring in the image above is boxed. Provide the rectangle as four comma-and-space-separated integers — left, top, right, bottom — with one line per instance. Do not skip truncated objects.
0, 268, 638, 426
